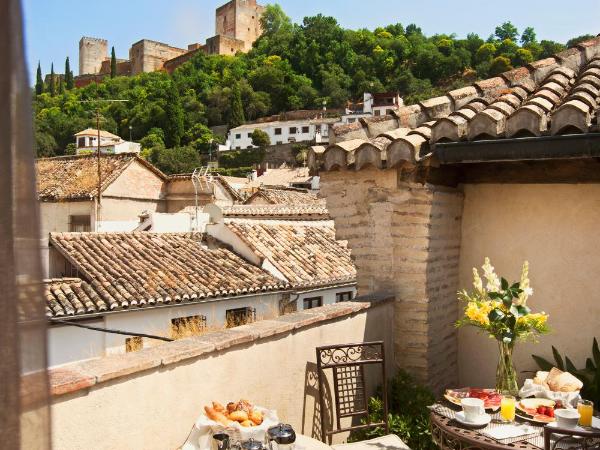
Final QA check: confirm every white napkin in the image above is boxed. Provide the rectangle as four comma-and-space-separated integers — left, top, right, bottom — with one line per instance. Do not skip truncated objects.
483, 425, 538, 440
519, 379, 581, 408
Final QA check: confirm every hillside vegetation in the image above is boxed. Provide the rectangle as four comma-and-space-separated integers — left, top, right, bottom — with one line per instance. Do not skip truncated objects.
32, 5, 592, 173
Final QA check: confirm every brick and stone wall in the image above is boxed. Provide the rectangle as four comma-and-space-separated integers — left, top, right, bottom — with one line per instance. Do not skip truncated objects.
215, 0, 264, 52
129, 40, 187, 75
320, 167, 464, 393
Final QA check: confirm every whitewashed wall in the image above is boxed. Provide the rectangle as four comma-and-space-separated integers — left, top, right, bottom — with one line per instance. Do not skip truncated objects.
48, 292, 282, 367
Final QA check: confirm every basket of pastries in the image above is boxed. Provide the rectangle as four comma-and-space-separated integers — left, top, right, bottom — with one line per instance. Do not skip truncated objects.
519, 367, 583, 408
197, 399, 279, 443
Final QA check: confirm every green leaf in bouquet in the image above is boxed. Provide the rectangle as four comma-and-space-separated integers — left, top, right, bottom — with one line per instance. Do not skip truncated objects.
502, 296, 513, 309
510, 282, 520, 290
511, 305, 531, 317
586, 357, 597, 372
489, 292, 502, 300
501, 278, 509, 290
489, 309, 505, 321
506, 315, 516, 329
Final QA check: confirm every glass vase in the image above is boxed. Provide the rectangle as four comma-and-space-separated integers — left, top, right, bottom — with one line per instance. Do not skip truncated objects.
496, 341, 519, 396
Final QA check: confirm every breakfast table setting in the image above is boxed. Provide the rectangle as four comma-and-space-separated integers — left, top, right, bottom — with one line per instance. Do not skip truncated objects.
430, 259, 600, 450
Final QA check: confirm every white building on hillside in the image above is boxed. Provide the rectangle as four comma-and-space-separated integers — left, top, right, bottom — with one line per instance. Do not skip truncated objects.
75, 128, 141, 154
340, 92, 404, 125
226, 117, 339, 150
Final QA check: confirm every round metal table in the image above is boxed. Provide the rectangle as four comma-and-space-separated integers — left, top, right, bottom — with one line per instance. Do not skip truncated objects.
431, 411, 541, 450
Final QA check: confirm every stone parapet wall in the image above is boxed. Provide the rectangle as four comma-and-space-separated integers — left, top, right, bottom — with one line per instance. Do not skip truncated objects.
320, 168, 463, 393
44, 300, 393, 450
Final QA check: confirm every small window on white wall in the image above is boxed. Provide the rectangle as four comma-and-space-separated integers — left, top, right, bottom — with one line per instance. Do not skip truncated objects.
171, 315, 207, 339
336, 291, 354, 302
303, 297, 323, 310
125, 336, 143, 353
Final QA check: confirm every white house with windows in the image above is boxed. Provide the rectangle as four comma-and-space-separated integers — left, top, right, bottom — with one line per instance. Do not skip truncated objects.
226, 117, 339, 150
340, 92, 404, 125
74, 128, 141, 154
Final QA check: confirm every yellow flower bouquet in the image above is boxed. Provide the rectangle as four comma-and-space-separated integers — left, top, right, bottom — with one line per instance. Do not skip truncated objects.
457, 258, 549, 395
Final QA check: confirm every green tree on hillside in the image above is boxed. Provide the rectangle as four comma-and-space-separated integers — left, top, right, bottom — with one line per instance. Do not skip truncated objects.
164, 82, 184, 147
521, 27, 537, 46
495, 22, 519, 41
111, 47, 117, 78
65, 57, 74, 90
35, 62, 44, 95
229, 83, 245, 128
251, 129, 270, 148
566, 34, 596, 48
49, 63, 56, 96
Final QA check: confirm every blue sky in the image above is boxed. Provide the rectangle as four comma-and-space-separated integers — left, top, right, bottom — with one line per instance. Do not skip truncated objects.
23, 0, 599, 80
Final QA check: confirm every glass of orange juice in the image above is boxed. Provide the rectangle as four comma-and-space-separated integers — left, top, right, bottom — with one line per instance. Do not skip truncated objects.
500, 395, 516, 423
578, 400, 594, 427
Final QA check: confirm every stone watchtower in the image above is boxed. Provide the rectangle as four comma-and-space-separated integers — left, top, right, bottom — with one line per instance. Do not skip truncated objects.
215, 0, 265, 52
79, 37, 108, 75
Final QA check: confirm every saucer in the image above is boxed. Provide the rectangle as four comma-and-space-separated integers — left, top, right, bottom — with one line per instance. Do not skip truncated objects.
455, 411, 492, 427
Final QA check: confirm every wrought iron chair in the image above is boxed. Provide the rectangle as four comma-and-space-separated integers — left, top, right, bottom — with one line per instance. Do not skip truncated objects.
544, 424, 600, 450
315, 341, 410, 449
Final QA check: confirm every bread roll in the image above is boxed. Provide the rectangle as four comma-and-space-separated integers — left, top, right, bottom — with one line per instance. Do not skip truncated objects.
213, 401, 226, 413
228, 410, 249, 422
547, 367, 583, 392
204, 406, 231, 427
249, 410, 263, 425
241, 420, 254, 428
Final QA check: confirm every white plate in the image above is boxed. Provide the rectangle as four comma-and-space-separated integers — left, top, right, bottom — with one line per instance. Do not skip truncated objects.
455, 411, 492, 427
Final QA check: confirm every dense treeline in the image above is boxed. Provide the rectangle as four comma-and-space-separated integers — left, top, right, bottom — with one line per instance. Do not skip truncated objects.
32, 4, 593, 173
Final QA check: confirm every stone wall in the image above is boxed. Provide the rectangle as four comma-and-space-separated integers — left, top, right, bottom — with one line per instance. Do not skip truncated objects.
319, 167, 464, 393
215, 0, 264, 52
47, 300, 393, 450
79, 37, 107, 75
129, 40, 187, 75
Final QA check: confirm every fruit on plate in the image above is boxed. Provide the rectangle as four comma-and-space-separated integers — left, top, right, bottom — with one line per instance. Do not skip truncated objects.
518, 398, 556, 423
445, 388, 502, 408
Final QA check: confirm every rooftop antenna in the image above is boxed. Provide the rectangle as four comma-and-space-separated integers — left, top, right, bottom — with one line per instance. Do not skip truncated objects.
78, 75, 128, 230
191, 167, 213, 231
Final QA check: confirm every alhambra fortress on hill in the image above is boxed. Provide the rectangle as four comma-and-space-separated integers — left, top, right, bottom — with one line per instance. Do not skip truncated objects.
75, 0, 265, 87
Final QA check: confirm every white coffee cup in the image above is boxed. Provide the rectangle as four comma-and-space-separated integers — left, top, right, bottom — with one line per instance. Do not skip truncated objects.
461, 398, 485, 422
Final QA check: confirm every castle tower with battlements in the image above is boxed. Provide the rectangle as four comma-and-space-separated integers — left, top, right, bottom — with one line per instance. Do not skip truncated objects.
79, 37, 108, 76
215, 0, 265, 52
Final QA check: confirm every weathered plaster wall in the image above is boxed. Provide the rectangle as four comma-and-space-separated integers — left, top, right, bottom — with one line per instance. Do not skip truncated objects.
50, 301, 393, 450
459, 183, 600, 387
320, 168, 464, 392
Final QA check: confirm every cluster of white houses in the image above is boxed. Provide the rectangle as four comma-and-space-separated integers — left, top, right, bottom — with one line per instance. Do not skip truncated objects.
37, 153, 356, 367
225, 92, 403, 150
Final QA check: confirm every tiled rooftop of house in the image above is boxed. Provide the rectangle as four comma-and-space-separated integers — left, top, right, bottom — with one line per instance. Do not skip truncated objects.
167, 172, 243, 201
250, 167, 313, 187
221, 204, 329, 220
48, 232, 289, 318
309, 36, 600, 172
36, 153, 165, 201
245, 186, 323, 205
225, 221, 356, 288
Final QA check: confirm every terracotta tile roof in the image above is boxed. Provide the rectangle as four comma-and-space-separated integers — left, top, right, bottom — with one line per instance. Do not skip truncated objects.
226, 222, 356, 288
74, 128, 122, 140
167, 173, 243, 202
36, 153, 165, 201
44, 278, 108, 318
245, 186, 323, 205
251, 167, 313, 187
48, 232, 288, 317
309, 36, 600, 171
221, 204, 329, 220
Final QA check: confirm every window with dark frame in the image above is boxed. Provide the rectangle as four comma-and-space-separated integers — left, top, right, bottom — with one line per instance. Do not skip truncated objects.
336, 291, 354, 302
289, 127, 297, 134
235, 133, 241, 139
125, 336, 143, 353
171, 315, 207, 338
303, 296, 323, 310
302, 126, 309, 133
63, 260, 82, 278
77, 137, 86, 148
274, 128, 282, 135
69, 215, 91, 232
226, 307, 256, 328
